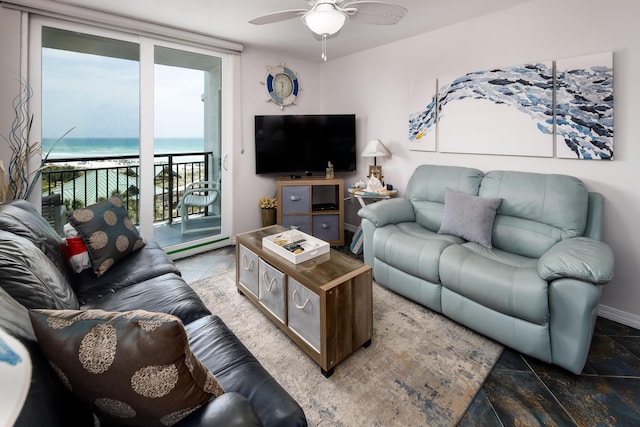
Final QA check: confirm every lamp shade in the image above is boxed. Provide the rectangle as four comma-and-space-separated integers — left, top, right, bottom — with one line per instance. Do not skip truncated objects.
302, 4, 347, 35
361, 139, 391, 159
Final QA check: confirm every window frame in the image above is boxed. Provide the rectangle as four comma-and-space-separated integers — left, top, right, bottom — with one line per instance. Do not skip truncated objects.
28, 15, 235, 257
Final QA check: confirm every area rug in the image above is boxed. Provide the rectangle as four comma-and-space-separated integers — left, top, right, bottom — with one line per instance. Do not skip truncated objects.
189, 272, 503, 427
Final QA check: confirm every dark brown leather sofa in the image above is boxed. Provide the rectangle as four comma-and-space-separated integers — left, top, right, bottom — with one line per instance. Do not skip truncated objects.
0, 200, 307, 427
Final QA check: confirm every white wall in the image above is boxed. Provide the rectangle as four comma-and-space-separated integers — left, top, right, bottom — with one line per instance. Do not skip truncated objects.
319, 0, 640, 326
234, 46, 325, 234
0, 8, 23, 178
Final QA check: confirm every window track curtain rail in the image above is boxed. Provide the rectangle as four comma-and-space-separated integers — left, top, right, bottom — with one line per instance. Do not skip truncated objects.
1, 0, 244, 54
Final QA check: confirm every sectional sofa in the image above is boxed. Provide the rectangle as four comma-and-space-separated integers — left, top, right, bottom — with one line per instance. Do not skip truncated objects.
358, 164, 615, 374
0, 199, 307, 427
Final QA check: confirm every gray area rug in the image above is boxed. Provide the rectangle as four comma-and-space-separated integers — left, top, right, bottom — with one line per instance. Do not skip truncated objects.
190, 272, 503, 427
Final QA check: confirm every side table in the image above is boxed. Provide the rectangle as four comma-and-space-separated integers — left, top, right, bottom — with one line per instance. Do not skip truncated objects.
347, 188, 397, 254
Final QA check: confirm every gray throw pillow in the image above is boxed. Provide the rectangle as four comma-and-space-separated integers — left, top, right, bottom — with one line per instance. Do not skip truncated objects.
438, 188, 502, 248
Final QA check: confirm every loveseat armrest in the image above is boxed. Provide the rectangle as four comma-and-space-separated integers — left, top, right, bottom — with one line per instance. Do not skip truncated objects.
176, 392, 262, 427
358, 198, 415, 228
537, 237, 614, 285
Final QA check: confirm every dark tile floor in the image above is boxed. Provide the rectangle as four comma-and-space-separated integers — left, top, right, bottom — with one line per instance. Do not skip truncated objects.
460, 318, 640, 426
177, 235, 640, 427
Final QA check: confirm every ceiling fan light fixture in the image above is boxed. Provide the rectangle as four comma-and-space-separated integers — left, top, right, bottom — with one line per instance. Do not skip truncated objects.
302, 5, 347, 36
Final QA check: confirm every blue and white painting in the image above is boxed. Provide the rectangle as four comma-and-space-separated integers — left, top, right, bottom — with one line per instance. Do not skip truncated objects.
436, 62, 554, 157
408, 79, 437, 151
408, 53, 614, 159
555, 52, 613, 159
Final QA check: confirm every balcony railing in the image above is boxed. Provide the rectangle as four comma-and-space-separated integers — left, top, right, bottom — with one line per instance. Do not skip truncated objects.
41, 152, 213, 226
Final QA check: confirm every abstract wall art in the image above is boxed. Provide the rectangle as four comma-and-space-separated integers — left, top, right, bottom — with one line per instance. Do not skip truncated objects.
408, 52, 614, 160
555, 52, 613, 159
408, 79, 437, 152
437, 62, 554, 157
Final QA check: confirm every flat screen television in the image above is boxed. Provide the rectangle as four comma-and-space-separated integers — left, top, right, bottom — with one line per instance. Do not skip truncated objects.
255, 114, 357, 175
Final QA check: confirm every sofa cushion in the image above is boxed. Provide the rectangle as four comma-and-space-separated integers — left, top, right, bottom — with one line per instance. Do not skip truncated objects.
480, 170, 589, 257
405, 164, 484, 232
66, 196, 145, 277
0, 200, 76, 286
0, 230, 79, 310
29, 308, 224, 427
373, 223, 453, 284
74, 240, 181, 300
438, 188, 502, 248
186, 315, 308, 427
80, 273, 211, 324
460, 242, 538, 268
439, 244, 549, 325
0, 287, 36, 342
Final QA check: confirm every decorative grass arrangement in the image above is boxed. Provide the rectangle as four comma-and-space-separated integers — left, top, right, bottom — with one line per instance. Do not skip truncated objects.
1, 80, 73, 201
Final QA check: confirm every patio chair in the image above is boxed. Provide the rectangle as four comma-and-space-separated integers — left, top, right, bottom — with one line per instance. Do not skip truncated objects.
41, 193, 66, 236
177, 181, 219, 234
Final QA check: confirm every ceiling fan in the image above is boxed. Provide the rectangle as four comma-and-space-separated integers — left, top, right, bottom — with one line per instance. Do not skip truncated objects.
249, 0, 408, 61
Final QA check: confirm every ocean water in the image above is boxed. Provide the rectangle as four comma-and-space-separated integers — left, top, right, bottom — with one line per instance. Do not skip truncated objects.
42, 137, 205, 160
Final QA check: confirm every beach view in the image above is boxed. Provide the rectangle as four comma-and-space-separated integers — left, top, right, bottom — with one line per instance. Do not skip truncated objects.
40, 33, 221, 238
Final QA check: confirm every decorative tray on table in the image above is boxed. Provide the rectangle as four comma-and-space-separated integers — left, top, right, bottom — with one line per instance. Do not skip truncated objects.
262, 229, 329, 264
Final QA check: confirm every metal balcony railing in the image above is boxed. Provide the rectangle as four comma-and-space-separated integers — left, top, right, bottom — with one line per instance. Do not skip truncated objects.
40, 152, 213, 226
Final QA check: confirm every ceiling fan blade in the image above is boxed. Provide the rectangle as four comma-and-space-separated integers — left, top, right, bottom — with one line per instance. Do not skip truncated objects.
249, 9, 309, 25
342, 1, 407, 25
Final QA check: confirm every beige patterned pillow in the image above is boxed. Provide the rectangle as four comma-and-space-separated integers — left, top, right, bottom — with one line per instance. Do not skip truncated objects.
66, 195, 145, 277
29, 309, 224, 427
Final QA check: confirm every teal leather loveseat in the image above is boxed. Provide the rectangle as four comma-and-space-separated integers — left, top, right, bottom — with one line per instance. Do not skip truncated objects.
358, 164, 614, 374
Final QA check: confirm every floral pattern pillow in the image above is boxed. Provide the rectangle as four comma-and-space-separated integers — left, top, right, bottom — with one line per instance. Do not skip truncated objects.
29, 309, 224, 427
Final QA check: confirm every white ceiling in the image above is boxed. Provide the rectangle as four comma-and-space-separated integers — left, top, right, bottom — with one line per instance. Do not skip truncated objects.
52, 0, 532, 62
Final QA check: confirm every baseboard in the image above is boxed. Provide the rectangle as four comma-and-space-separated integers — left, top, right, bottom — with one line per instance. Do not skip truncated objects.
598, 304, 640, 329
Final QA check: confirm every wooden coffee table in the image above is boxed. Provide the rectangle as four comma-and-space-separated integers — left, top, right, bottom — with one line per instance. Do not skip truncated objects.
236, 225, 373, 377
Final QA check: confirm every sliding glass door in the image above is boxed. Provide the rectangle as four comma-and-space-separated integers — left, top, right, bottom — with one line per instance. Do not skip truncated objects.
32, 18, 231, 257
40, 27, 142, 224
153, 46, 223, 245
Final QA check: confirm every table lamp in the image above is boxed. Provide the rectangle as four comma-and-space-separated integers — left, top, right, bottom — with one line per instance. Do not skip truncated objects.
360, 139, 391, 182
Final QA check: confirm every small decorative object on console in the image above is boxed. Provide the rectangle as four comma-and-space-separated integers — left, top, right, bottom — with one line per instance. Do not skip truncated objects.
325, 161, 334, 178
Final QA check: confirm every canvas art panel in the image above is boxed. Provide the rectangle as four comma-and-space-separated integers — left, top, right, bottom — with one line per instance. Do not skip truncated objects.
437, 62, 554, 157
408, 79, 437, 152
555, 52, 613, 159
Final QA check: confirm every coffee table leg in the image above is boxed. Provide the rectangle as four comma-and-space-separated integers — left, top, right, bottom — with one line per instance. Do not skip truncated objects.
321, 367, 334, 378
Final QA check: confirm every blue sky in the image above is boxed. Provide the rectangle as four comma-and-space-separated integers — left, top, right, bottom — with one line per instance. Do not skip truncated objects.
42, 48, 205, 139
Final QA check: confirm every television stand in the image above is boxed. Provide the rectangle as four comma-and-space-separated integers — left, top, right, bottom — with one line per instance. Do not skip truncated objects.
276, 176, 344, 246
